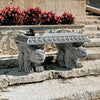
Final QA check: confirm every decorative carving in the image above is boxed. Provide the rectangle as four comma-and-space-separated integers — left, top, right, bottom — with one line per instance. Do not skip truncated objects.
0, 29, 84, 55
15, 30, 90, 73
25, 33, 90, 45
0, 30, 25, 55
18, 47, 45, 73
57, 43, 86, 69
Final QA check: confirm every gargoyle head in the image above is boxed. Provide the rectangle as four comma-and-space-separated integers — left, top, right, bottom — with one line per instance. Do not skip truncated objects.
29, 49, 46, 64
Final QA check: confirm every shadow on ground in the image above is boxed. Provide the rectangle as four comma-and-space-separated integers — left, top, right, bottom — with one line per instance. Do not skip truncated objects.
0, 56, 73, 76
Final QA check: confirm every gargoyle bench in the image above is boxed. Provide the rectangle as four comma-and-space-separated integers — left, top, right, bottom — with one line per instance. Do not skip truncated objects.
15, 28, 90, 73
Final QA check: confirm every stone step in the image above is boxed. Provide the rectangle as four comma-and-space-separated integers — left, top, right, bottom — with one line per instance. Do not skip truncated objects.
0, 59, 100, 88
0, 71, 100, 99
85, 24, 100, 30
86, 11, 94, 15
75, 20, 100, 25
0, 54, 18, 60
0, 47, 100, 68
83, 31, 100, 38
86, 15, 100, 20
46, 48, 100, 60
87, 47, 100, 60
85, 38, 100, 47
1, 76, 100, 100
0, 58, 18, 69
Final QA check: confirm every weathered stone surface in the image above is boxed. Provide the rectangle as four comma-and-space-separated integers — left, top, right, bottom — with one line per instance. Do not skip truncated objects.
85, 25, 100, 31
86, 16, 100, 20
1, 76, 100, 100
85, 38, 100, 47
87, 47, 100, 60
0, 25, 84, 57
75, 20, 100, 25
0, 58, 18, 68
0, 0, 24, 10
15, 31, 89, 72
45, 28, 85, 53
0, 0, 86, 17
83, 31, 100, 38
0, 59, 100, 88
0, 30, 22, 55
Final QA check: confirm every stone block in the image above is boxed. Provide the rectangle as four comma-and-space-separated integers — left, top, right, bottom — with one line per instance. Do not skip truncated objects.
0, 59, 100, 88
24, 0, 86, 17
0, 0, 86, 18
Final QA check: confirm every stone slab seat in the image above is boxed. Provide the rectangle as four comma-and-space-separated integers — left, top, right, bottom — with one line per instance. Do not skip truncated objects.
15, 33, 90, 45
14, 28, 90, 73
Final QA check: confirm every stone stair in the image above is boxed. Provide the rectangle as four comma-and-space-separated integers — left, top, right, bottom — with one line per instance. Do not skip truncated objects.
75, 20, 100, 25
76, 15, 100, 61
84, 31, 100, 38
83, 16, 100, 61
86, 16, 100, 20
0, 60, 100, 100
0, 15, 100, 100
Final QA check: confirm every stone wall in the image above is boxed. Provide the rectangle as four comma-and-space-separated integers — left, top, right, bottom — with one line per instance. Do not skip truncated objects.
0, 25, 84, 59
0, 0, 86, 18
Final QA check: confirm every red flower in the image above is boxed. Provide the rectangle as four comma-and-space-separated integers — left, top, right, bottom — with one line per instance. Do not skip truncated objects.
15, 14, 17, 17
54, 16, 57, 20
18, 19, 21, 22
43, 11, 47, 13
43, 14, 47, 17
12, 6, 15, 10
22, 12, 25, 16
0, 6, 75, 26
35, 7, 40, 10
17, 6, 20, 9
27, 7, 31, 11
47, 18, 50, 22
33, 18, 35, 21
38, 14, 41, 17
48, 14, 51, 18
12, 14, 14, 16
0, 15, 2, 19
0, 10, 2, 14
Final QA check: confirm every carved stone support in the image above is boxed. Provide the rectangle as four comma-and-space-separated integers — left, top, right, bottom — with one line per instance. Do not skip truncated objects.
56, 43, 87, 69
18, 46, 45, 73
15, 30, 90, 73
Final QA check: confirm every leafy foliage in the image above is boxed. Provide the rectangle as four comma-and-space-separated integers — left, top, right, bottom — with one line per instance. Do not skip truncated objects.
23, 7, 42, 25
61, 12, 75, 24
41, 11, 61, 25
0, 6, 23, 25
0, 6, 75, 25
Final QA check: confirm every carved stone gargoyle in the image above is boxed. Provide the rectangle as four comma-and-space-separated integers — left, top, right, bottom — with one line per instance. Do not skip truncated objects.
15, 28, 90, 73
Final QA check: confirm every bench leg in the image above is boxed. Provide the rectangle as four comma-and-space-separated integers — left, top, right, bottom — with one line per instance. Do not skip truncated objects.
57, 43, 86, 69
19, 48, 45, 73
24, 50, 35, 73
18, 51, 24, 70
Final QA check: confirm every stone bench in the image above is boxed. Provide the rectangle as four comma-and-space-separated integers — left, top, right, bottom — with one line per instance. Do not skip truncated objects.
15, 28, 90, 73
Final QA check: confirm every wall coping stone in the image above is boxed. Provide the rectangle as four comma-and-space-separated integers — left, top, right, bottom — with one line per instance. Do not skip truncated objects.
0, 24, 84, 31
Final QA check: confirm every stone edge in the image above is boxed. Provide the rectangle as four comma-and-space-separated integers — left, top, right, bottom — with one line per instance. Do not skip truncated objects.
0, 64, 100, 88
0, 24, 84, 31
